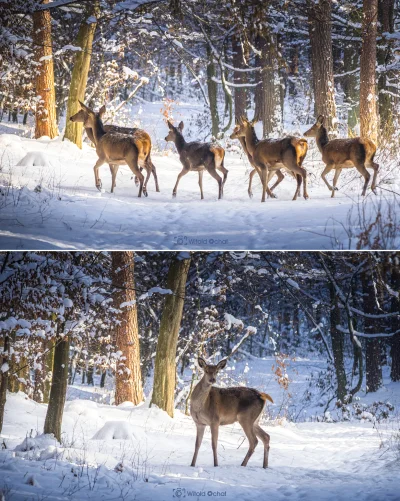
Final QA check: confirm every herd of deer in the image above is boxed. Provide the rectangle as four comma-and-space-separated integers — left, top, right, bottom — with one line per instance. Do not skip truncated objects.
71, 102, 379, 202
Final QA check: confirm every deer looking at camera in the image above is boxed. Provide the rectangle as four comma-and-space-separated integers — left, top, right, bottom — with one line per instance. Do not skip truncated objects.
304, 115, 379, 197
70, 107, 160, 194
190, 357, 273, 469
165, 121, 228, 200
230, 122, 291, 199
74, 102, 154, 197
231, 117, 309, 202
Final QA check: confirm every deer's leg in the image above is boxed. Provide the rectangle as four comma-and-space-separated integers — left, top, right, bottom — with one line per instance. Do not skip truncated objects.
248, 169, 257, 199
254, 424, 270, 469
269, 169, 284, 195
210, 423, 219, 467
265, 170, 278, 199
191, 424, 206, 467
110, 165, 118, 193
331, 168, 342, 198
207, 167, 223, 200
173, 167, 190, 198
292, 174, 302, 201
219, 162, 229, 192
354, 162, 371, 196
198, 170, 204, 200
149, 157, 160, 192
127, 155, 144, 197
321, 163, 335, 192
369, 162, 379, 193
142, 165, 152, 198
239, 418, 258, 467
93, 158, 106, 191
301, 167, 309, 200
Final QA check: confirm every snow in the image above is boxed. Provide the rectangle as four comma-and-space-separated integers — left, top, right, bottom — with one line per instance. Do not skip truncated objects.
0, 358, 399, 501
0, 103, 399, 250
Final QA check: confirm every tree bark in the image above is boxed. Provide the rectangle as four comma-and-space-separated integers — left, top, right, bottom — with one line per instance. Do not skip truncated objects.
206, 44, 219, 138
362, 268, 382, 393
44, 335, 69, 442
151, 254, 191, 417
390, 253, 400, 381
112, 252, 143, 406
329, 264, 347, 402
32, 0, 58, 139
63, 1, 99, 148
360, 0, 379, 144
308, 0, 337, 135
0, 335, 10, 434
232, 35, 247, 119
377, 0, 395, 137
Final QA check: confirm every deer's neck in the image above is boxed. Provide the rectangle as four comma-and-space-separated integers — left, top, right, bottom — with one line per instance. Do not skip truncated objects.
244, 126, 259, 157
91, 117, 106, 146
85, 127, 95, 144
174, 132, 187, 154
239, 136, 254, 164
316, 126, 329, 152
191, 376, 212, 409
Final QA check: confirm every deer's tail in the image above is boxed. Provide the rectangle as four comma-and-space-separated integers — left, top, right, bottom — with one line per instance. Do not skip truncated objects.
260, 392, 274, 404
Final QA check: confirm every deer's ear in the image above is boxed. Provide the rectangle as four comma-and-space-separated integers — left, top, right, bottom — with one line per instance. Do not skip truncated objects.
79, 101, 92, 114
216, 359, 227, 371
178, 121, 184, 131
317, 115, 325, 125
167, 120, 174, 129
98, 105, 106, 118
198, 357, 207, 370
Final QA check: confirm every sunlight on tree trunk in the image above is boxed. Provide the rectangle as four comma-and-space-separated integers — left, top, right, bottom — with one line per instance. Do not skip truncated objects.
32, 0, 58, 139
64, 1, 99, 148
151, 253, 191, 417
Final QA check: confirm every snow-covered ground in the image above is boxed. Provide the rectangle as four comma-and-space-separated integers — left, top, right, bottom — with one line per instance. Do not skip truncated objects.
1, 357, 399, 501
0, 103, 399, 250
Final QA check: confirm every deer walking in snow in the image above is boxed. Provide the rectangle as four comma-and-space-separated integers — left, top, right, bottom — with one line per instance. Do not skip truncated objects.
190, 357, 273, 469
304, 115, 379, 197
165, 121, 228, 200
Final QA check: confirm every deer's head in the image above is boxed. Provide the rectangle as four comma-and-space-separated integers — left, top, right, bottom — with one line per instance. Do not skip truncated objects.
165, 120, 184, 142
198, 357, 227, 385
76, 101, 106, 128
230, 117, 254, 139
304, 115, 324, 137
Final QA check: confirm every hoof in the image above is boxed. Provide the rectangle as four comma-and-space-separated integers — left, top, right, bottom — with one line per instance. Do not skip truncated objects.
172, 192, 177, 198
96, 183, 102, 192
144, 190, 148, 198
334, 187, 339, 191
248, 192, 253, 199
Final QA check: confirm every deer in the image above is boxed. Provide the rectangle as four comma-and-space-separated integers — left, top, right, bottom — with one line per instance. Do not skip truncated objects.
165, 121, 228, 200
230, 117, 309, 202
190, 357, 273, 469
71, 103, 158, 196
230, 122, 290, 199
303, 115, 379, 197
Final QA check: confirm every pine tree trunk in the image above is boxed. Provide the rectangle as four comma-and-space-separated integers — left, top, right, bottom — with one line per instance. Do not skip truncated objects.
308, 0, 337, 135
377, 0, 395, 137
329, 266, 347, 402
232, 35, 247, 119
63, 1, 99, 148
112, 252, 143, 406
151, 254, 191, 417
0, 335, 10, 434
390, 253, 400, 381
362, 269, 382, 392
343, 9, 360, 133
360, 0, 379, 144
44, 335, 70, 442
32, 0, 58, 139
206, 45, 219, 138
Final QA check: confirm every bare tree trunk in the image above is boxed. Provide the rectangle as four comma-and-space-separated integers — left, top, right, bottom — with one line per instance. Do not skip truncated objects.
32, 0, 58, 139
63, 1, 99, 148
360, 0, 379, 144
232, 35, 247, 119
0, 335, 10, 434
44, 335, 69, 442
206, 44, 219, 138
112, 252, 143, 406
390, 253, 400, 381
151, 254, 191, 417
308, 0, 337, 135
